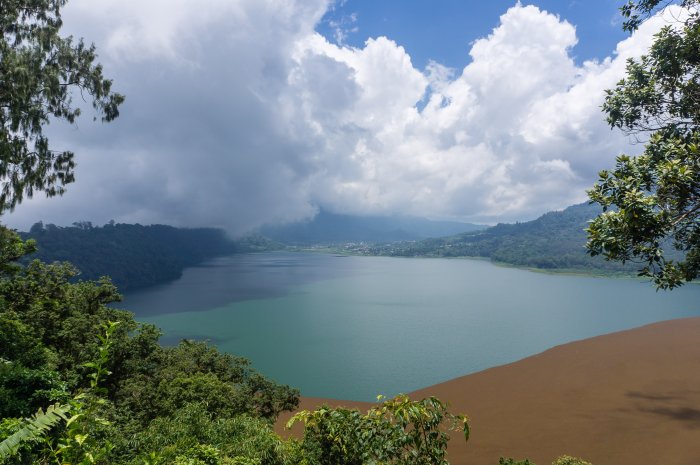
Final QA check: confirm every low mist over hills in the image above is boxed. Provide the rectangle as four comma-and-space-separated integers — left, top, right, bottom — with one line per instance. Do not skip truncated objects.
258, 210, 486, 245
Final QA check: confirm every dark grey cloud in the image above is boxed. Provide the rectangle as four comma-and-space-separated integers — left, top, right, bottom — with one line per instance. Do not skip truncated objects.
3, 1, 672, 233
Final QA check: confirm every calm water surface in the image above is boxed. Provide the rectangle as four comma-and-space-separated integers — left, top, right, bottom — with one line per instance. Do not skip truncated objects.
122, 252, 700, 401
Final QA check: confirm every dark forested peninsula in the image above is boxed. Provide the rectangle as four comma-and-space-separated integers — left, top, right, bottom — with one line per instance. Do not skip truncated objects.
20, 222, 279, 291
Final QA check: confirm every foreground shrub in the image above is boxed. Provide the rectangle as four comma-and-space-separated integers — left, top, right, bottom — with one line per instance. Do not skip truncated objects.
289, 394, 469, 465
500, 456, 592, 465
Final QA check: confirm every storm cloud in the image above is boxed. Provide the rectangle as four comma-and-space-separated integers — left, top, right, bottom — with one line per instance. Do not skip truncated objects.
4, 1, 676, 234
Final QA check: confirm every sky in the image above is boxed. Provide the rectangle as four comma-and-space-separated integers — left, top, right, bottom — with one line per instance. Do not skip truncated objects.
3, 0, 681, 234
317, 0, 629, 69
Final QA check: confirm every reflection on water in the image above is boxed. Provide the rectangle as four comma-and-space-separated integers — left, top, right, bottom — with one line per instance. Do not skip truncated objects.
122, 252, 358, 316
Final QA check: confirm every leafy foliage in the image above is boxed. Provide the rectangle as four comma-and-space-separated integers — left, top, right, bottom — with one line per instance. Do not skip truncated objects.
499, 459, 536, 465
0, 321, 119, 464
48, 322, 121, 465
620, 0, 699, 32
288, 394, 469, 465
126, 404, 287, 465
0, 0, 124, 213
0, 362, 66, 418
586, 0, 700, 288
552, 456, 593, 465
114, 339, 299, 428
0, 402, 70, 459
0, 226, 300, 464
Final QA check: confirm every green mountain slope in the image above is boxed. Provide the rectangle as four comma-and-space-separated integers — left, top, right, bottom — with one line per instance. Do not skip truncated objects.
370, 203, 637, 274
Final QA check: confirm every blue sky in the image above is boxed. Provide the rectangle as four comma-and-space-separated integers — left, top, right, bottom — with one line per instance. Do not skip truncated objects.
317, 1, 629, 69
6, 0, 673, 232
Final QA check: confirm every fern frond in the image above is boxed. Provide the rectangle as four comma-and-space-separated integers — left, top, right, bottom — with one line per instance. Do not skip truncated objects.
0, 403, 71, 459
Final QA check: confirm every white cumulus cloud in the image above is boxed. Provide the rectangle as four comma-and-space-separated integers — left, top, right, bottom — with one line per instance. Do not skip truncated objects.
3, 1, 677, 233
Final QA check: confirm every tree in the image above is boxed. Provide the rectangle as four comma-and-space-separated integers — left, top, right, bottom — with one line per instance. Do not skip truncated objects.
586, 0, 700, 289
288, 395, 469, 465
0, 0, 124, 214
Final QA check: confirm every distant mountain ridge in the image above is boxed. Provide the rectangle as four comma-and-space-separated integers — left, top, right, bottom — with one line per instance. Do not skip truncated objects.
258, 210, 486, 245
19, 203, 654, 291
367, 203, 639, 274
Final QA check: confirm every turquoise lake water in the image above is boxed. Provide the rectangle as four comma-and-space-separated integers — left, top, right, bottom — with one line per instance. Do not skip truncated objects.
121, 252, 700, 401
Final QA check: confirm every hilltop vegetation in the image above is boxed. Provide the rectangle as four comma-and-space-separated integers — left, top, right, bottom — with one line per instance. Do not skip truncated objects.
366, 203, 637, 274
0, 227, 298, 464
20, 222, 280, 290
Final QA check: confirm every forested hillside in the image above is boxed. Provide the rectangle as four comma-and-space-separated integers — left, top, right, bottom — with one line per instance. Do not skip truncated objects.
371, 203, 637, 274
20, 222, 246, 290
0, 227, 300, 464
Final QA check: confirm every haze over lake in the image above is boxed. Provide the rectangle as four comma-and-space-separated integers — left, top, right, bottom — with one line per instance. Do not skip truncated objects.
122, 252, 700, 401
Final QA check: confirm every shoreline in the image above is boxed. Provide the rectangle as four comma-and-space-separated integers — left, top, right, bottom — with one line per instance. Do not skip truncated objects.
276, 317, 700, 465
283, 248, 700, 287
282, 246, 647, 281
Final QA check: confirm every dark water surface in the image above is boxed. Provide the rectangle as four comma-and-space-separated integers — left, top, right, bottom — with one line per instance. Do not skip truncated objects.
122, 252, 700, 401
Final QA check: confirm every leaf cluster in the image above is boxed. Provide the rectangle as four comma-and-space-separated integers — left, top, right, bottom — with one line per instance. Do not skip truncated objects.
587, 0, 700, 288
620, 1, 699, 32
288, 394, 469, 465
0, 0, 124, 214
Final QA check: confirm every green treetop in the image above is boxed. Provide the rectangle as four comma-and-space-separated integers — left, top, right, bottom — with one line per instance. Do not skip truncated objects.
587, 0, 700, 289
0, 0, 124, 214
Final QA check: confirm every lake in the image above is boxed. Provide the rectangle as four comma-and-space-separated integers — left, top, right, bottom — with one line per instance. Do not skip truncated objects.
122, 252, 700, 401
